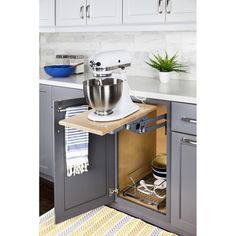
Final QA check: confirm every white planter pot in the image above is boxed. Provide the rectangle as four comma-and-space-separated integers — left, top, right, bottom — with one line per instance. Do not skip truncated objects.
159, 72, 171, 83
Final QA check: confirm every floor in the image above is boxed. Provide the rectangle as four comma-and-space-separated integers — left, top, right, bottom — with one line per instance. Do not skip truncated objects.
39, 178, 173, 235
39, 205, 176, 236
39, 177, 54, 216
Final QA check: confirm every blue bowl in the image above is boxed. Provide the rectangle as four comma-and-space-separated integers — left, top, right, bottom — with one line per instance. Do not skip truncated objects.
44, 65, 75, 77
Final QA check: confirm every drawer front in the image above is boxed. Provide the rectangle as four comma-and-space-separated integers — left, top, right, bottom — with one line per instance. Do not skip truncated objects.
52, 86, 84, 106
171, 102, 196, 135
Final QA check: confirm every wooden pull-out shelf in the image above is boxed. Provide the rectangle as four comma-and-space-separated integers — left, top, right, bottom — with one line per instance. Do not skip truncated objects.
59, 103, 156, 136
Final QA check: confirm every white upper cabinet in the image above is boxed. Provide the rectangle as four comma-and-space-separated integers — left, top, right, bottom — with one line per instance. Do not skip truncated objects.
165, 0, 196, 23
123, 0, 165, 24
87, 0, 122, 25
40, 0, 55, 27
123, 0, 196, 25
56, 0, 86, 26
39, 0, 196, 31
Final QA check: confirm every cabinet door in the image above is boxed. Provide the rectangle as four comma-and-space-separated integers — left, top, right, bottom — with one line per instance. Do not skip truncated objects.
123, 0, 165, 24
171, 132, 196, 235
86, 0, 122, 25
56, 0, 86, 26
39, 0, 55, 27
39, 85, 54, 179
166, 0, 196, 23
54, 98, 116, 223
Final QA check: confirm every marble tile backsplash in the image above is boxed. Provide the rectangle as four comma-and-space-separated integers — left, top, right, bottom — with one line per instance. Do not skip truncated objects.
40, 31, 196, 80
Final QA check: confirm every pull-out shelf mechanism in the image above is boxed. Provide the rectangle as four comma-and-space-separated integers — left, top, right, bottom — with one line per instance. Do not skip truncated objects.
113, 113, 167, 134
59, 103, 167, 136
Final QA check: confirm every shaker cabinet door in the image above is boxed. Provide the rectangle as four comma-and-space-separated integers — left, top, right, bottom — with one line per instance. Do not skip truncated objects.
171, 132, 196, 235
39, 0, 55, 27
39, 85, 54, 179
54, 98, 116, 223
56, 0, 86, 26
123, 0, 165, 24
165, 0, 196, 23
87, 0, 122, 25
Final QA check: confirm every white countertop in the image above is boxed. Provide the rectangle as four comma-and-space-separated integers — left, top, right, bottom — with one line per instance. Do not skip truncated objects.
39, 70, 196, 104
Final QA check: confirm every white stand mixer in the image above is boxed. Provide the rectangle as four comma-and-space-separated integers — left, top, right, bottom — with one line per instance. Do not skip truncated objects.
87, 50, 140, 122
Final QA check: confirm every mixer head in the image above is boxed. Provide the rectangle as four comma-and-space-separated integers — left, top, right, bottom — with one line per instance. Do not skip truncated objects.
90, 50, 131, 77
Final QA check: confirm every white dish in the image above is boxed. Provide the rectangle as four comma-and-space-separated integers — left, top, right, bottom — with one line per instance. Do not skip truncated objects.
153, 173, 166, 180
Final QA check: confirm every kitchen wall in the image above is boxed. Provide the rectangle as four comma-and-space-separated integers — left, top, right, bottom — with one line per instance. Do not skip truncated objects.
40, 31, 196, 80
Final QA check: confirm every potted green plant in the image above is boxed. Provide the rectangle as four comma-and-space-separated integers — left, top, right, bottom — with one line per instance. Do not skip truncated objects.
146, 52, 187, 83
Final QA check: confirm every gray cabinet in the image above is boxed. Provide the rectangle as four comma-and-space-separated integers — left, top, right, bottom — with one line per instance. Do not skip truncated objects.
171, 132, 196, 235
172, 102, 196, 135
51, 86, 84, 102
54, 98, 116, 223
39, 85, 84, 181
40, 85, 53, 179
48, 94, 196, 235
171, 102, 196, 236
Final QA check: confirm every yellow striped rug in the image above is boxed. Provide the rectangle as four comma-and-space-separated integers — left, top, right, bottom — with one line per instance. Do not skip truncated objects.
39, 206, 177, 236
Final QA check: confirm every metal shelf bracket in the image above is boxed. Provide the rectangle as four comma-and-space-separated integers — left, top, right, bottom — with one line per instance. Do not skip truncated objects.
110, 113, 167, 135
125, 113, 167, 134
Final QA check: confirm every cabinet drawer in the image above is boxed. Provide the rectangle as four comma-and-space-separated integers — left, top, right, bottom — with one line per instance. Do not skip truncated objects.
51, 86, 84, 106
171, 102, 196, 135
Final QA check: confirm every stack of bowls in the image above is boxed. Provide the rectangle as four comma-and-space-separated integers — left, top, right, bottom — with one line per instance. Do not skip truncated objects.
151, 154, 167, 180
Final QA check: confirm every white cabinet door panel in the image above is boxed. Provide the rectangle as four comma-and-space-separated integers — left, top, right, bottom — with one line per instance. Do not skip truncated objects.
87, 0, 122, 25
40, 0, 55, 26
166, 0, 196, 23
56, 0, 86, 26
123, 0, 165, 24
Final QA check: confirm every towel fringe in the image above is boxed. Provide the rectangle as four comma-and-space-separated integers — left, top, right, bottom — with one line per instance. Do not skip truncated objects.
67, 162, 89, 176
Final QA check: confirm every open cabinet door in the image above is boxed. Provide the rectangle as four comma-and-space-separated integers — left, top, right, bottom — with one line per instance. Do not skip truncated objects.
54, 98, 116, 223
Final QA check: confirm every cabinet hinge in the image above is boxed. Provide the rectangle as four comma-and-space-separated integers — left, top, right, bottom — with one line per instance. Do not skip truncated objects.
109, 188, 118, 197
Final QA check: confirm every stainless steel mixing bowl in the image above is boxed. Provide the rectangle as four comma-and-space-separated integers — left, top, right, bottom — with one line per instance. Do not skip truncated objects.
83, 78, 123, 116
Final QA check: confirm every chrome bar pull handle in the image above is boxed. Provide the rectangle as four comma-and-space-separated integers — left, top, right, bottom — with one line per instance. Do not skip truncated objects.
181, 117, 197, 124
158, 0, 164, 14
86, 4, 90, 18
80, 5, 84, 19
182, 137, 197, 146
166, 0, 171, 14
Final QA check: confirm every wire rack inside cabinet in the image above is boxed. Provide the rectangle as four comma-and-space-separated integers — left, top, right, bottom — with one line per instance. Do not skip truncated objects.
122, 174, 166, 211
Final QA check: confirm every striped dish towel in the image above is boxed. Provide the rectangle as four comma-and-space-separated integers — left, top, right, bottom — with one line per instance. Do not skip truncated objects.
65, 105, 89, 177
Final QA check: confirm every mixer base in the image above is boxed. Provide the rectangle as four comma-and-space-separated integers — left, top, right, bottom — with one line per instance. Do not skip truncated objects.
88, 104, 140, 122
94, 110, 113, 116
